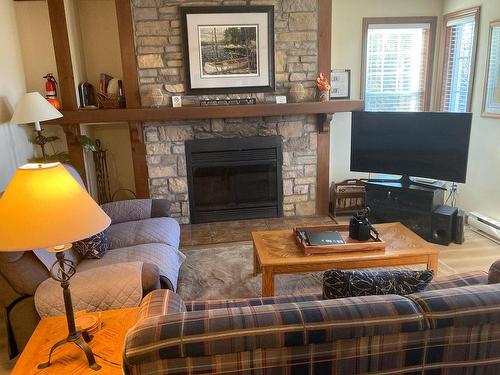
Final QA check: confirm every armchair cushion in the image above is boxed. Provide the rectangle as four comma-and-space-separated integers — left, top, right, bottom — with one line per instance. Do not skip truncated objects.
101, 199, 170, 225
106, 217, 180, 250
77, 242, 185, 291
34, 261, 144, 317
0, 252, 50, 296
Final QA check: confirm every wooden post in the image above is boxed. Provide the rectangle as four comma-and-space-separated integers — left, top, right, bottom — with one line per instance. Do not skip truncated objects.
47, 0, 85, 181
316, 0, 333, 216
47, 0, 78, 111
115, 0, 150, 198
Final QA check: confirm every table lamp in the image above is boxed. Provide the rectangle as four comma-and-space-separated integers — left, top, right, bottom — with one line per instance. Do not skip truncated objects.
10, 92, 63, 162
0, 162, 111, 370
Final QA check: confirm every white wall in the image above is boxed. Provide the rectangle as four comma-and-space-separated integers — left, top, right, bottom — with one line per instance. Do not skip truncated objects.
443, 0, 500, 220
78, 0, 123, 90
14, 1, 68, 159
330, 0, 444, 185
0, 0, 32, 191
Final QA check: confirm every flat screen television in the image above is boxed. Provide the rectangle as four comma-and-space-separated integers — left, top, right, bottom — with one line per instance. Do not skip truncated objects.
350, 111, 472, 183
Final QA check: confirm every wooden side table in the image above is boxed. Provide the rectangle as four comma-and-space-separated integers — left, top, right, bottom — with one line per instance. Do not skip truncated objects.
11, 307, 139, 374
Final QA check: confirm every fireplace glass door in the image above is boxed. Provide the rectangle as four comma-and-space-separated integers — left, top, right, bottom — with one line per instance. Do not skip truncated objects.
186, 136, 283, 223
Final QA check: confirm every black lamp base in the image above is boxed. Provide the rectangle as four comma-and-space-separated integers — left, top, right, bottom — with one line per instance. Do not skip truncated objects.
38, 250, 101, 371
37, 330, 101, 371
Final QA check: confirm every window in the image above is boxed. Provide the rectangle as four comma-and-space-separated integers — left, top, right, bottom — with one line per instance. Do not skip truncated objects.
438, 8, 480, 112
361, 17, 437, 112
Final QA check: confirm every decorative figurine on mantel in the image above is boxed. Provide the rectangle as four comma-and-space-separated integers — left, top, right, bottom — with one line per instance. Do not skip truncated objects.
316, 73, 331, 102
288, 83, 305, 103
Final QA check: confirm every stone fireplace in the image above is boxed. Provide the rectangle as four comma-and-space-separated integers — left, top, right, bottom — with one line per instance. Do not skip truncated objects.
132, 0, 321, 223
144, 117, 318, 223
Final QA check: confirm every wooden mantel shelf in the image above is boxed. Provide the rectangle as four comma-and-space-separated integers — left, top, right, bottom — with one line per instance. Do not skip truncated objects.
44, 100, 364, 125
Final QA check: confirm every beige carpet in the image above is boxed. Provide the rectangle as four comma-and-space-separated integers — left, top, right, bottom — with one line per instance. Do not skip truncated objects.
176, 241, 458, 301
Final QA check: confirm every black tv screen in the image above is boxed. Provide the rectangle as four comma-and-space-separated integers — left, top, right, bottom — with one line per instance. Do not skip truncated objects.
350, 111, 472, 183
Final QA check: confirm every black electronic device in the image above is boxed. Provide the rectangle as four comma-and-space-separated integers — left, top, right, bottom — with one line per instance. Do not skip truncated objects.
366, 181, 445, 241
453, 209, 465, 244
431, 205, 458, 245
349, 208, 379, 241
305, 231, 345, 246
351, 111, 472, 184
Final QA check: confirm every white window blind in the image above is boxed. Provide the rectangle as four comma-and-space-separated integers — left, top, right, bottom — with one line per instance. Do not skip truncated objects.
439, 15, 477, 112
364, 23, 431, 112
484, 25, 500, 113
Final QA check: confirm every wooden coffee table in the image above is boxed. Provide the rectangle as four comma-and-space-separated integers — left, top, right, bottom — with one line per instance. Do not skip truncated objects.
252, 222, 439, 297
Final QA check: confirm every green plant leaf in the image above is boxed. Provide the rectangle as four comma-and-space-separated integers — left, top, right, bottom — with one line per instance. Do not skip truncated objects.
76, 135, 98, 152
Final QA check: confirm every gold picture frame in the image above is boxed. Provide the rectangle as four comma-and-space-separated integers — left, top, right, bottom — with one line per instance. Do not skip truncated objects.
482, 20, 500, 118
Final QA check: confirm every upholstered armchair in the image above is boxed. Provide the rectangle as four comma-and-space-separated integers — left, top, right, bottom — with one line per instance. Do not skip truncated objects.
0, 165, 184, 357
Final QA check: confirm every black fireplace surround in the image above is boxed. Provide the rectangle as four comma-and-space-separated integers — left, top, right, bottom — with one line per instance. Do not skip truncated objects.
185, 136, 283, 223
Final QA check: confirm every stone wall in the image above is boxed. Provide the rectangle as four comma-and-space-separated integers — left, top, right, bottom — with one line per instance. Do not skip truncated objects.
131, 0, 320, 223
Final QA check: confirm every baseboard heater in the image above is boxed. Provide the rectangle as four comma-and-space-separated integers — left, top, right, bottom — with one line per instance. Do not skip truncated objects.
467, 212, 500, 243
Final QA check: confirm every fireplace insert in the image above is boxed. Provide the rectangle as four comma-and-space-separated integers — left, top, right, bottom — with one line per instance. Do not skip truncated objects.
185, 136, 283, 223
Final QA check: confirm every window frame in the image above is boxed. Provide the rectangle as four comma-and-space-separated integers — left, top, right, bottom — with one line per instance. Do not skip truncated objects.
360, 16, 438, 111
436, 7, 480, 112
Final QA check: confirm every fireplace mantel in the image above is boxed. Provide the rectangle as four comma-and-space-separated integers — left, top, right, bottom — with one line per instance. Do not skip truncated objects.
44, 100, 364, 129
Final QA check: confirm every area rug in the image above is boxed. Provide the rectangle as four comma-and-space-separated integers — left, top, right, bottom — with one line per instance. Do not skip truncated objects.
176, 241, 457, 301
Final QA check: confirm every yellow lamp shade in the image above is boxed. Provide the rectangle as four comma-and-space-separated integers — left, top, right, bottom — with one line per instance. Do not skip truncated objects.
0, 163, 111, 251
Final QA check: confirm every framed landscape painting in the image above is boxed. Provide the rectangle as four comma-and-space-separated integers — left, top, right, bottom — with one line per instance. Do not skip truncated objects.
482, 20, 500, 118
181, 6, 275, 95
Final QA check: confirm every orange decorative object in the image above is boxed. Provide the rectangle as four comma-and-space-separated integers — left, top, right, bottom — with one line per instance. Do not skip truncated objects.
315, 73, 331, 92
46, 97, 61, 109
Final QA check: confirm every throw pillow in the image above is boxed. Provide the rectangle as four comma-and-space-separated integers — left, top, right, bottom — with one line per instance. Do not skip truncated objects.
323, 269, 434, 299
73, 231, 109, 259
488, 260, 500, 284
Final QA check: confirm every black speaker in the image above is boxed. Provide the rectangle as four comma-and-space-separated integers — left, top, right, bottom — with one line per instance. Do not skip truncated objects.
431, 205, 458, 245
453, 209, 465, 244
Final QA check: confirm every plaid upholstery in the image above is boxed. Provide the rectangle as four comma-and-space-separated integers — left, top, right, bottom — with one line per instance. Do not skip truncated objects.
409, 283, 500, 329
138, 290, 186, 321
125, 332, 429, 375
426, 271, 488, 291
124, 271, 499, 375
185, 293, 323, 312
125, 294, 425, 366
409, 283, 500, 374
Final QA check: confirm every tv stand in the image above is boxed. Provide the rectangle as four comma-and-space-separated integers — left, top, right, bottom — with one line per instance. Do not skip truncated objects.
366, 174, 447, 190
365, 180, 446, 241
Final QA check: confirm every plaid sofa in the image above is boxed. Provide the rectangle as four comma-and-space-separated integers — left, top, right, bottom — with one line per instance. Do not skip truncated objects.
123, 271, 500, 375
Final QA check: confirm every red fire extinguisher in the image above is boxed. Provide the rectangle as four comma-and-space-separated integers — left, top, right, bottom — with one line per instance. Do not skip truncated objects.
43, 73, 62, 109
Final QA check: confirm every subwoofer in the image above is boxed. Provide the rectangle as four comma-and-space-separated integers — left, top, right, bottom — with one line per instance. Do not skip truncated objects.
454, 209, 465, 244
431, 205, 458, 245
